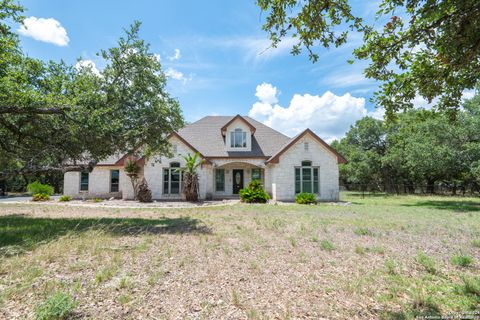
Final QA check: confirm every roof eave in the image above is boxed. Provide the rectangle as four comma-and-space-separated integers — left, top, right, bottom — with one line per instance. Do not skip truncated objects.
167, 132, 212, 164
220, 114, 256, 135
265, 129, 347, 164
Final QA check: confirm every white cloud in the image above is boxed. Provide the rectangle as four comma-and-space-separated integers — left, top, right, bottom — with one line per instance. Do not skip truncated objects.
411, 96, 438, 109
75, 59, 100, 76
239, 37, 297, 62
18, 16, 69, 46
368, 107, 385, 120
462, 89, 476, 101
249, 83, 377, 142
195, 35, 297, 62
255, 82, 279, 104
168, 49, 181, 61
165, 67, 183, 80
323, 73, 373, 88
165, 67, 191, 84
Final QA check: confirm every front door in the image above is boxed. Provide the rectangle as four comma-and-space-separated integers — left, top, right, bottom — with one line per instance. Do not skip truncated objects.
232, 169, 244, 194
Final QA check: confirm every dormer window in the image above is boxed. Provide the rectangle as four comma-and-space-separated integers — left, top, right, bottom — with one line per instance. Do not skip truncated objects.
230, 128, 247, 148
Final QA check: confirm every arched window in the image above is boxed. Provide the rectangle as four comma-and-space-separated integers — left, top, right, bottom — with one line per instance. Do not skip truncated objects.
230, 128, 247, 148
295, 161, 319, 194
163, 162, 182, 194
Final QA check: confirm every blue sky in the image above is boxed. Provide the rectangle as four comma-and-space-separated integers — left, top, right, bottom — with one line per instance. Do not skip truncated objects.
17, 0, 386, 141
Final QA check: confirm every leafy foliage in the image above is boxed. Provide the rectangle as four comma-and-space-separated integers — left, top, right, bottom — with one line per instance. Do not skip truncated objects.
35, 291, 77, 320
332, 92, 480, 193
32, 193, 50, 201
239, 180, 270, 203
257, 0, 480, 117
27, 181, 54, 196
295, 192, 317, 204
0, 2, 183, 178
58, 195, 72, 202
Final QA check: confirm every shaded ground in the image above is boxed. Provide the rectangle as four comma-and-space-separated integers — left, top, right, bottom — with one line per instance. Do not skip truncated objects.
0, 193, 479, 319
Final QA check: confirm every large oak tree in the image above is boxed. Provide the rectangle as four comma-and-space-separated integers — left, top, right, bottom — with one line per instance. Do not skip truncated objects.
257, 0, 480, 119
0, 1, 183, 180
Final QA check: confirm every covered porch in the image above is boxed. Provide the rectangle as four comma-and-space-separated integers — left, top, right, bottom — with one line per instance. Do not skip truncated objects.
209, 159, 268, 199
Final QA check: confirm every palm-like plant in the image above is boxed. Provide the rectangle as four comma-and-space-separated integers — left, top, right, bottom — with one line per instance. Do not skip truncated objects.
179, 153, 204, 201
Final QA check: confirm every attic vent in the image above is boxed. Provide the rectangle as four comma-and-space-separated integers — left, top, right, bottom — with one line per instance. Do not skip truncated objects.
173, 144, 177, 153
304, 142, 309, 151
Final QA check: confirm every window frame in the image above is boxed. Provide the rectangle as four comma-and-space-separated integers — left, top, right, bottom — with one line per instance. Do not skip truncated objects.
80, 172, 89, 192
294, 162, 320, 194
110, 170, 120, 193
215, 169, 225, 192
163, 162, 183, 195
230, 128, 247, 148
251, 168, 262, 181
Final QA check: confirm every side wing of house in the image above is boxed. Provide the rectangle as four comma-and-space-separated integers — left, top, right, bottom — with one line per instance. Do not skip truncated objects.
142, 134, 213, 200
64, 134, 213, 200
63, 165, 129, 199
267, 130, 345, 201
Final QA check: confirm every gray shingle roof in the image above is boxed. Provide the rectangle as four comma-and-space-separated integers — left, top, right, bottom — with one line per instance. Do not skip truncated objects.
176, 116, 291, 157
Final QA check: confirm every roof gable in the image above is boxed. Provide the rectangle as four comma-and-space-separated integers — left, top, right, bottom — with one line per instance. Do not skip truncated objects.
266, 129, 347, 164
220, 114, 256, 136
175, 116, 291, 158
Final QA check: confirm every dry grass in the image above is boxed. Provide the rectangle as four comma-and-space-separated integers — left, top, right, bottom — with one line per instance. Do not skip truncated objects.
0, 192, 479, 319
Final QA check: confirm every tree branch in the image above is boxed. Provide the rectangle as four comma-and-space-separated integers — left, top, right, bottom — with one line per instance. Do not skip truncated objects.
0, 106, 70, 115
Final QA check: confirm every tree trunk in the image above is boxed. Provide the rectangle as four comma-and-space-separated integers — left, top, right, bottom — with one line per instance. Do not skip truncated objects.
182, 172, 199, 202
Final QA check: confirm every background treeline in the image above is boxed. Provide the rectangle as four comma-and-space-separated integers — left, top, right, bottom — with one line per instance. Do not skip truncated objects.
332, 92, 480, 195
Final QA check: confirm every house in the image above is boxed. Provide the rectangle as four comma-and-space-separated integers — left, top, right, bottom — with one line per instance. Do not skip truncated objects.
63, 115, 346, 201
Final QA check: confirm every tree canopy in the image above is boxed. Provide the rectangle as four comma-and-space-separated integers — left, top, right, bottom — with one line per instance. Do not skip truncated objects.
257, 0, 480, 118
0, 1, 183, 179
332, 89, 480, 194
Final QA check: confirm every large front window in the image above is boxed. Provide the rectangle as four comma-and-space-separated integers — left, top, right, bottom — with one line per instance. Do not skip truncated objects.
295, 161, 319, 194
230, 128, 247, 148
163, 162, 182, 194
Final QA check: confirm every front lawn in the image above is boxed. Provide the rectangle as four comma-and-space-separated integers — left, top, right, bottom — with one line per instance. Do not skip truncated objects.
1, 193, 479, 319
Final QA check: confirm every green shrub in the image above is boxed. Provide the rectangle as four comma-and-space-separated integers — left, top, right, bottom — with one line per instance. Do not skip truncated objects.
295, 192, 317, 204
58, 195, 72, 202
471, 239, 480, 248
319, 240, 335, 251
415, 252, 437, 274
239, 180, 270, 203
35, 291, 77, 320
461, 276, 480, 296
32, 193, 50, 201
354, 227, 373, 236
385, 259, 397, 275
27, 181, 54, 196
451, 254, 473, 267
355, 245, 366, 255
